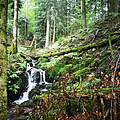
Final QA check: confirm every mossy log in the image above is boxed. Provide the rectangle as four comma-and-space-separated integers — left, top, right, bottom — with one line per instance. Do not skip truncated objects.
38, 36, 120, 58
20, 36, 120, 59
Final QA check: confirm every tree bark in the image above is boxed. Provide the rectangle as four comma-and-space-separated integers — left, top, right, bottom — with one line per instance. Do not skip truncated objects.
52, 15, 56, 44
81, 0, 87, 28
12, 0, 19, 53
0, 0, 8, 119
30, 35, 36, 49
45, 11, 50, 48
25, 0, 28, 40
64, 0, 68, 35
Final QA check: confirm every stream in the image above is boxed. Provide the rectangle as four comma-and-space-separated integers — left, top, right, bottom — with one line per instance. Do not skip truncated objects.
14, 59, 52, 104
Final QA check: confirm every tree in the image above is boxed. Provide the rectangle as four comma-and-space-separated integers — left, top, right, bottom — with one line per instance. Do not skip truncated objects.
31, 0, 78, 47
0, 0, 8, 119
45, 10, 50, 48
12, 0, 19, 53
50, 2, 57, 45
63, 0, 68, 35
81, 0, 87, 28
34, 0, 47, 47
52, 11, 56, 44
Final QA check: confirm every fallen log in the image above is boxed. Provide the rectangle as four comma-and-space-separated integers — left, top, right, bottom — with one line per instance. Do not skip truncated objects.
20, 36, 120, 59
40, 36, 120, 58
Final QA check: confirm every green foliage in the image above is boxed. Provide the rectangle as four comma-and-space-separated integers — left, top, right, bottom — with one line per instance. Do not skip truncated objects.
58, 64, 73, 75
8, 84, 20, 94
66, 78, 101, 93
73, 67, 90, 80
18, 16, 29, 41
7, 69, 22, 94
9, 73, 19, 78
38, 47, 97, 83
7, 53, 27, 94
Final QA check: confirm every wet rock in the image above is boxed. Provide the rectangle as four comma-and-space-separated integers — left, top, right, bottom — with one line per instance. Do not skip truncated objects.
20, 100, 33, 107
28, 84, 50, 99
14, 115, 29, 120
8, 102, 33, 120
28, 87, 41, 99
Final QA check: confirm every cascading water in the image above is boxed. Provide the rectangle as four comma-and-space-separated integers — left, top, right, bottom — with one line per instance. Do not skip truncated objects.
14, 60, 51, 104
14, 70, 36, 104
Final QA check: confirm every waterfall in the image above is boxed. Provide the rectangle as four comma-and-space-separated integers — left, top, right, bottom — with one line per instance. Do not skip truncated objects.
14, 61, 51, 104
14, 71, 36, 104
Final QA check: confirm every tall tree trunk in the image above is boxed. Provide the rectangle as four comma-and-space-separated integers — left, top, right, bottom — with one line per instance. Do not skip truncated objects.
81, 0, 87, 28
52, 16, 56, 44
90, 1, 94, 24
25, 0, 28, 40
104, 0, 109, 16
0, 0, 8, 119
45, 11, 50, 48
13, 0, 19, 53
62, 0, 68, 36
65, 0, 68, 35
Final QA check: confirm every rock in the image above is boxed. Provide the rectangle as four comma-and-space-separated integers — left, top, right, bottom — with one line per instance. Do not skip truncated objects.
28, 87, 41, 99
8, 102, 33, 120
20, 100, 33, 107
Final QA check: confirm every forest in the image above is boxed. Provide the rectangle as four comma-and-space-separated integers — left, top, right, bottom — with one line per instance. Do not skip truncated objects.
0, 0, 120, 120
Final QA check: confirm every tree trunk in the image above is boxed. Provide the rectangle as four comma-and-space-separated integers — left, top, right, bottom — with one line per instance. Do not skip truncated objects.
90, 1, 94, 23
0, 0, 8, 119
62, 0, 68, 36
105, 0, 109, 16
45, 11, 50, 48
25, 0, 28, 40
52, 16, 56, 44
65, 0, 68, 35
81, 0, 87, 28
13, 0, 19, 53
30, 35, 36, 49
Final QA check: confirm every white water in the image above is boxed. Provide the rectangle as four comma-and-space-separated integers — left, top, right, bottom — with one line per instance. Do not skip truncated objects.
14, 72, 36, 104
14, 61, 51, 104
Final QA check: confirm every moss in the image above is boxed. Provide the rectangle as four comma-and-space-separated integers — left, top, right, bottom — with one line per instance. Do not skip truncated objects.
0, 1, 8, 117
33, 36, 120, 58
58, 64, 73, 75
0, 79, 7, 120
11, 43, 17, 54
0, 57, 7, 119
